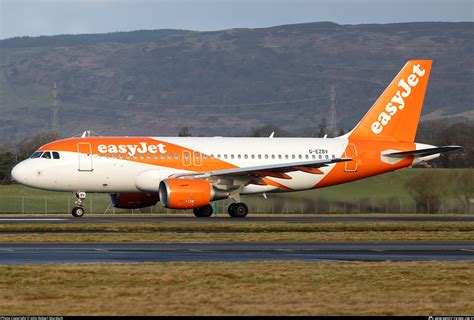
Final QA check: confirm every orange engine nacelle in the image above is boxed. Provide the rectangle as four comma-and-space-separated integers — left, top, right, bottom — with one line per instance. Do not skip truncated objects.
158, 178, 229, 209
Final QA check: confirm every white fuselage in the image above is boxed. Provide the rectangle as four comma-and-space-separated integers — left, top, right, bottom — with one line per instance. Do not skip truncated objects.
12, 137, 349, 194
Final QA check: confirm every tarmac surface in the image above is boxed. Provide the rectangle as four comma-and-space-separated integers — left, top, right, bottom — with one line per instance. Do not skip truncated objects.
1, 241, 473, 264
1, 215, 473, 224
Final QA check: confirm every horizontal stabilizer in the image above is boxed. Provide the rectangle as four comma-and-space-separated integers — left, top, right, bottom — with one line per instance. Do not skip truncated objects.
386, 145, 462, 158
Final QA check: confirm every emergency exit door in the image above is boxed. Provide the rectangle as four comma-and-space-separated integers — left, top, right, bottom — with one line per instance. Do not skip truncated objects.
77, 143, 93, 171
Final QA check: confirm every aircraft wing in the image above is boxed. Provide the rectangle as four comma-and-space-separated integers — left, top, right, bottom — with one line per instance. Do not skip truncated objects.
170, 157, 351, 180
385, 145, 462, 158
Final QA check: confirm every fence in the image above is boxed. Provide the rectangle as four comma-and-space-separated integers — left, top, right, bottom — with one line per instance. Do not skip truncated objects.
0, 193, 472, 214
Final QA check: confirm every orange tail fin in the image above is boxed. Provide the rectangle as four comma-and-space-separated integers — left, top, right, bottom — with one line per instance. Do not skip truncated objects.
349, 60, 432, 142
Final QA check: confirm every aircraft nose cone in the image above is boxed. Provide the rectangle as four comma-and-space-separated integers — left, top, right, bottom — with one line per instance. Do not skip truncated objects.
11, 162, 27, 183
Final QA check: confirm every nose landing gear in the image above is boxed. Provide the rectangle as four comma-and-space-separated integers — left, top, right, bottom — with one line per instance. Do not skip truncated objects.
71, 192, 86, 217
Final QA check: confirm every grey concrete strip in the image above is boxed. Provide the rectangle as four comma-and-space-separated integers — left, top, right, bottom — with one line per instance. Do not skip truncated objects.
1, 216, 473, 224
0, 241, 473, 264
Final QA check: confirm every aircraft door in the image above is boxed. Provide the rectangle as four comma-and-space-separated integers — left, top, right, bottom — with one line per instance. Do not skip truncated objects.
343, 143, 358, 172
77, 143, 93, 171
182, 150, 192, 166
193, 151, 202, 166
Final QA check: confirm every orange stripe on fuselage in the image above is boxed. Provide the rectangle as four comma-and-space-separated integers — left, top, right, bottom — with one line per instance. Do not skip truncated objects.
314, 139, 415, 189
40, 137, 292, 191
39, 137, 238, 172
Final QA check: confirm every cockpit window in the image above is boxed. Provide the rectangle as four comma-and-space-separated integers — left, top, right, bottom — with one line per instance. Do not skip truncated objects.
41, 152, 51, 159
52, 151, 60, 159
30, 152, 43, 159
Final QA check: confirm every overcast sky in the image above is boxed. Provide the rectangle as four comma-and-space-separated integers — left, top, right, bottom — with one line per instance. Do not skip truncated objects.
0, 0, 472, 39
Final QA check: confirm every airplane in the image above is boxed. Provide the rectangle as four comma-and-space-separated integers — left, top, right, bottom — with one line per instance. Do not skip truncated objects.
11, 60, 461, 218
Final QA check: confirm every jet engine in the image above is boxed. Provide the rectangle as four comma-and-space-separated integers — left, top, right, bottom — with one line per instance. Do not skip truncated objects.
158, 178, 229, 209
109, 192, 159, 209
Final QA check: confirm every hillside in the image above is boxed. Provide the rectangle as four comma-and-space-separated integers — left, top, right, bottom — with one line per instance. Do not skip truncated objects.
0, 22, 472, 143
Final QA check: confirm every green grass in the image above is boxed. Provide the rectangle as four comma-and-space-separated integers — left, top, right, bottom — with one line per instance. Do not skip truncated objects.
1, 261, 473, 315
0, 168, 471, 213
0, 219, 473, 242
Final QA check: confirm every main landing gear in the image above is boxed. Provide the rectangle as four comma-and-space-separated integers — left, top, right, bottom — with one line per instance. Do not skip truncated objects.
193, 204, 213, 217
192, 202, 249, 218
228, 202, 249, 218
71, 192, 86, 218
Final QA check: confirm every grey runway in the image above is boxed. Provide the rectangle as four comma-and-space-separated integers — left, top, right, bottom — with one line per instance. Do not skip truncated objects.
1, 241, 473, 264
1, 215, 473, 224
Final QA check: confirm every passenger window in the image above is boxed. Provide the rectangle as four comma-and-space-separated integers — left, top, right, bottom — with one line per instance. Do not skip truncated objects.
244, 155, 248, 159
265, 155, 269, 159
285, 155, 289, 159
52, 152, 60, 159
204, 155, 208, 159
113, 154, 117, 159
312, 154, 316, 159
278, 155, 282, 159
305, 155, 309, 159
237, 155, 241, 159
298, 155, 302, 159
251, 155, 255, 159
332, 155, 336, 159
175, 154, 179, 159
154, 154, 157, 159
147, 154, 151, 159
325, 155, 329, 159
224, 154, 228, 159
292, 155, 296, 159
140, 154, 144, 159
258, 155, 262, 159
161, 154, 165, 159
41, 152, 51, 159
167, 154, 172, 159
120, 154, 124, 159
271, 155, 275, 159
231, 154, 234, 159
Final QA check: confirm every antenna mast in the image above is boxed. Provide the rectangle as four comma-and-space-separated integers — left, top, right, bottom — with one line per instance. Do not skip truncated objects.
52, 82, 60, 135
328, 84, 337, 137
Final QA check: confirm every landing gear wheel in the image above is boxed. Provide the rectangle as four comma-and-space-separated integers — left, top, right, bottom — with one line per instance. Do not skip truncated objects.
71, 207, 85, 218
228, 202, 248, 218
228, 203, 236, 215
193, 205, 213, 218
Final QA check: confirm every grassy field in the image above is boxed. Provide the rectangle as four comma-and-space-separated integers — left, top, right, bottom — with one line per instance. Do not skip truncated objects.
0, 261, 473, 315
0, 168, 472, 214
1, 168, 471, 316
0, 218, 473, 242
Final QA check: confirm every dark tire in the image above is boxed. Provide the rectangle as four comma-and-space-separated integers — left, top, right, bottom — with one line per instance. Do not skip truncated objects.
71, 207, 85, 218
227, 203, 236, 216
229, 203, 248, 218
193, 205, 213, 217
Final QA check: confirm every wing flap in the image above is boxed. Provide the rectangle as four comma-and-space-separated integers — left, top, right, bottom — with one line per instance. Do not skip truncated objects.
170, 157, 351, 180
